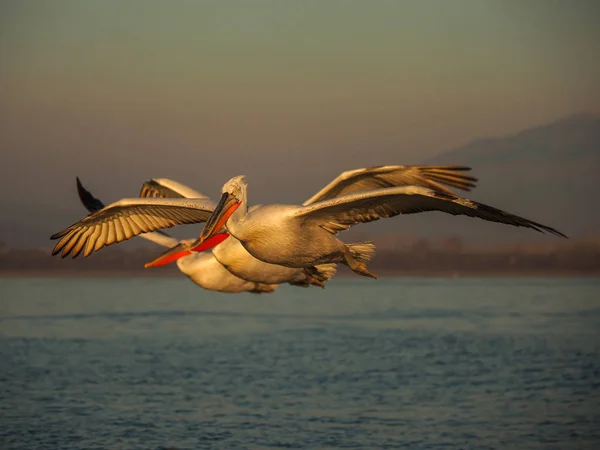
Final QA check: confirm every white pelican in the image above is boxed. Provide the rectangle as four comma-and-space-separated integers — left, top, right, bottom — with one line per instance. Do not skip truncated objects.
74, 177, 277, 294
146, 165, 479, 283
52, 165, 479, 283
192, 175, 566, 278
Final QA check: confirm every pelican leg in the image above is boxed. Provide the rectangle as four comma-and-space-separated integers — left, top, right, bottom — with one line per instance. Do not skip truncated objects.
303, 267, 327, 288
342, 247, 378, 280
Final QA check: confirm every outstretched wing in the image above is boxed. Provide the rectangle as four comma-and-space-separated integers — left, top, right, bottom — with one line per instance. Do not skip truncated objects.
139, 178, 209, 200
76, 177, 180, 248
51, 197, 216, 258
295, 186, 566, 237
302, 165, 478, 205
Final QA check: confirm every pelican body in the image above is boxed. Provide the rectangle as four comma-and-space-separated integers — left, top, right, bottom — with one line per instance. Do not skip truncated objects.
226, 203, 361, 268
209, 232, 337, 286
175, 251, 276, 294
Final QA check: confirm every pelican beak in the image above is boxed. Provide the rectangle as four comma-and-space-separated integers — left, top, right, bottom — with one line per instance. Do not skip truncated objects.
144, 233, 231, 268
144, 242, 193, 268
189, 232, 229, 252
198, 192, 240, 245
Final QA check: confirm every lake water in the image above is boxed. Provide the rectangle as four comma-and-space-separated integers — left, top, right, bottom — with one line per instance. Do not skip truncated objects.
1, 277, 599, 449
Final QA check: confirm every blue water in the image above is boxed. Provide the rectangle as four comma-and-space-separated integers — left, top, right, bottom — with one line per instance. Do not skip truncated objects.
1, 277, 599, 449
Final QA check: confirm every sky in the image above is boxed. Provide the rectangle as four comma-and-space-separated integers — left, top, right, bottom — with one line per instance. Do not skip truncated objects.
1, 0, 599, 247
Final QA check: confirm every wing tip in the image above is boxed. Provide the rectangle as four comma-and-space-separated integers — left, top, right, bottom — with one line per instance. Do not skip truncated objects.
433, 190, 568, 239
432, 165, 473, 172
50, 230, 66, 240
76, 176, 85, 196
544, 226, 568, 239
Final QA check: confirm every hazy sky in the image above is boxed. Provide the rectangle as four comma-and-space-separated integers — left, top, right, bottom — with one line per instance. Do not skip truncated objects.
1, 0, 599, 246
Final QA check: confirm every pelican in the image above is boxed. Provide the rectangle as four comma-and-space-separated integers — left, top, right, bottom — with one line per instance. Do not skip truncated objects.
147, 165, 479, 282
52, 165, 479, 283
192, 175, 566, 278
74, 177, 277, 294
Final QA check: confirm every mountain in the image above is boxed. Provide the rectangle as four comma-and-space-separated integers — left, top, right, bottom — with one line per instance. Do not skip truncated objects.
421, 112, 600, 243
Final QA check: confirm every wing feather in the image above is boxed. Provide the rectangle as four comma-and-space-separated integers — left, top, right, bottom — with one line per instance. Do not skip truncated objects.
71, 228, 95, 258
84, 227, 102, 257
53, 228, 78, 255
51, 197, 216, 258
94, 223, 108, 252
105, 222, 117, 245
141, 210, 162, 229
295, 186, 566, 238
60, 228, 86, 257
117, 216, 133, 238
303, 165, 478, 206
128, 216, 142, 235
114, 219, 125, 243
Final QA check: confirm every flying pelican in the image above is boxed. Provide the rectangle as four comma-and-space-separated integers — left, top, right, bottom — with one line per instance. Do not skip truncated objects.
146, 165, 479, 282
52, 165, 478, 283
192, 175, 566, 278
74, 177, 277, 294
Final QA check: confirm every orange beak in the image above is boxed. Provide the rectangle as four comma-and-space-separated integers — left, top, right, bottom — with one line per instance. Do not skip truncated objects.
197, 192, 241, 245
144, 233, 230, 268
190, 232, 229, 252
144, 242, 193, 268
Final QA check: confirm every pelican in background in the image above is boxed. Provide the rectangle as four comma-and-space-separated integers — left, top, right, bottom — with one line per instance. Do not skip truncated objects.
193, 175, 566, 278
74, 177, 277, 294
52, 165, 479, 284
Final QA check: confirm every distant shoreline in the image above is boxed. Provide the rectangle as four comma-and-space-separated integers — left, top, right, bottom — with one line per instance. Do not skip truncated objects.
1, 270, 599, 279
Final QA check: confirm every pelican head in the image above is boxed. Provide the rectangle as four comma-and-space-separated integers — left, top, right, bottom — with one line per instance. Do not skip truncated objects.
221, 175, 247, 197
198, 175, 247, 245
143, 176, 247, 268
